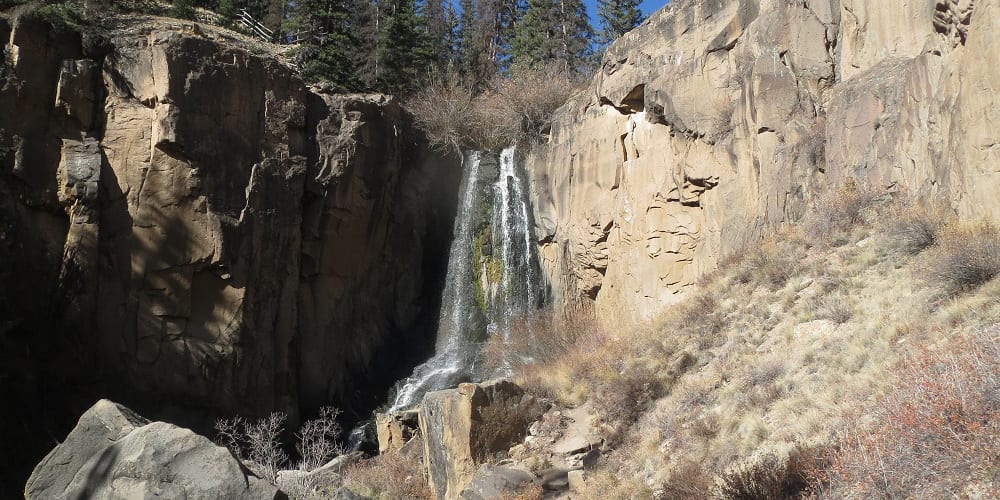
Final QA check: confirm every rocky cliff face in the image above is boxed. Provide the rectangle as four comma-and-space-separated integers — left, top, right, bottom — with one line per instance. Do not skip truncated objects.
0, 12, 459, 488
528, 0, 999, 324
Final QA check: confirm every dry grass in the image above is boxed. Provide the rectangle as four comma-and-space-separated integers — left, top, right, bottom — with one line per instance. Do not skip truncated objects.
503, 184, 1000, 497
343, 450, 434, 500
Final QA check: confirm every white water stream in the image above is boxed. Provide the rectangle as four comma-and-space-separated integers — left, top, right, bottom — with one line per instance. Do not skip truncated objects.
388, 147, 542, 411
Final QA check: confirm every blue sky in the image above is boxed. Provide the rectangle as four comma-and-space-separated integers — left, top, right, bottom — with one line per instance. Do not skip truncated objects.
583, 0, 671, 23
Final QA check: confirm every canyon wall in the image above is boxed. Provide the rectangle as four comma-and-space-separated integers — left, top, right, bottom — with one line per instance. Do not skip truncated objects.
528, 0, 999, 324
0, 13, 459, 485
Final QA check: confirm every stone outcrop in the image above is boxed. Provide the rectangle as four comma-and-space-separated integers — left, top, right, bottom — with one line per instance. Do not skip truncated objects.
0, 11, 459, 489
418, 380, 548, 500
527, 0, 1000, 324
25, 399, 281, 499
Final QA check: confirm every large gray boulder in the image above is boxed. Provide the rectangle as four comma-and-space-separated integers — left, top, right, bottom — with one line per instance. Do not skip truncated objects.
25, 399, 281, 500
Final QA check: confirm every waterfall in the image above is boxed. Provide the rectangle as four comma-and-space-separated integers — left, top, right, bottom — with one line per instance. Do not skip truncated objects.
487, 147, 540, 375
388, 147, 542, 411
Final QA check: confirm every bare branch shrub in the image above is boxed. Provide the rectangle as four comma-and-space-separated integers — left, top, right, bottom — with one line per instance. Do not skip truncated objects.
879, 198, 953, 255
806, 181, 883, 241
816, 327, 1000, 497
481, 305, 599, 374
406, 73, 475, 154
214, 415, 246, 460
296, 406, 343, 471
732, 239, 801, 289
923, 220, 1000, 293
406, 63, 582, 151
214, 413, 290, 484
243, 412, 289, 484
716, 451, 811, 500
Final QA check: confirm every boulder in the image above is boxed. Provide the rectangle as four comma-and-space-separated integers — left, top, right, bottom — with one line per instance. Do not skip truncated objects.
275, 451, 363, 499
419, 380, 549, 500
25, 400, 281, 500
375, 409, 420, 454
460, 465, 534, 500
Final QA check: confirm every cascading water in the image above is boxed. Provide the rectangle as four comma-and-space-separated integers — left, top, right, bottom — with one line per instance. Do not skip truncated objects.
388, 147, 542, 411
487, 148, 541, 375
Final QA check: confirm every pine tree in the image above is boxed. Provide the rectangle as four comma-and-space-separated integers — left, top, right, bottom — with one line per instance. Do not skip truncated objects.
512, 0, 591, 72
287, 0, 360, 89
171, 0, 197, 19
458, 0, 520, 87
377, 0, 432, 94
350, 0, 380, 89
423, 0, 457, 74
596, 0, 642, 46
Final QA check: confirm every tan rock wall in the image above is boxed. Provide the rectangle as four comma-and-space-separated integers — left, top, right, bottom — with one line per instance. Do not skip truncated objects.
528, 0, 1000, 324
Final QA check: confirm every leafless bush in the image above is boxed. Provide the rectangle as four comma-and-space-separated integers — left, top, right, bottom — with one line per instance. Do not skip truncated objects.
296, 406, 343, 471
243, 413, 289, 484
806, 181, 883, 241
481, 305, 600, 374
923, 220, 1000, 293
406, 73, 475, 153
658, 460, 715, 498
343, 450, 433, 499
406, 63, 581, 151
733, 240, 800, 289
590, 364, 660, 429
813, 293, 853, 324
216, 408, 345, 484
879, 199, 953, 255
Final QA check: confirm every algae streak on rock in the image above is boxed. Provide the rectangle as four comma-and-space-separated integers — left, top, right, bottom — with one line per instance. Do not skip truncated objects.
527, 0, 1000, 325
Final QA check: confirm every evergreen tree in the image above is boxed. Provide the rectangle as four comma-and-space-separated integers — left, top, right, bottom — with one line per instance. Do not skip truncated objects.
423, 0, 458, 74
350, 0, 380, 89
512, 0, 591, 72
171, 0, 197, 19
287, 0, 359, 89
377, 0, 432, 94
596, 0, 642, 46
458, 0, 520, 87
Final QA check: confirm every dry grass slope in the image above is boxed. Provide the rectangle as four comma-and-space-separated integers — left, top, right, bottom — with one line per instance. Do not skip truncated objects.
496, 186, 1000, 498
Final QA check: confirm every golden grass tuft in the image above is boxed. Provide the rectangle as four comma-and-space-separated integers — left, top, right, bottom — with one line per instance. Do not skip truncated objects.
343, 450, 433, 500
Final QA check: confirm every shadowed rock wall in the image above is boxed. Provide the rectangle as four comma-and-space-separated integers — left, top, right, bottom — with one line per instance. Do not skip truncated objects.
528, 0, 999, 324
0, 13, 460, 493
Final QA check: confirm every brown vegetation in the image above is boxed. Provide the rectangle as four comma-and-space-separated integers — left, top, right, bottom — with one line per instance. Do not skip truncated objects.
814, 326, 999, 498
343, 450, 434, 500
406, 63, 583, 152
501, 184, 1000, 497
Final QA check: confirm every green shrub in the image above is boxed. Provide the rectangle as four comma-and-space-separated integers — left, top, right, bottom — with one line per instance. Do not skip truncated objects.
170, 0, 196, 20
33, 1, 86, 32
